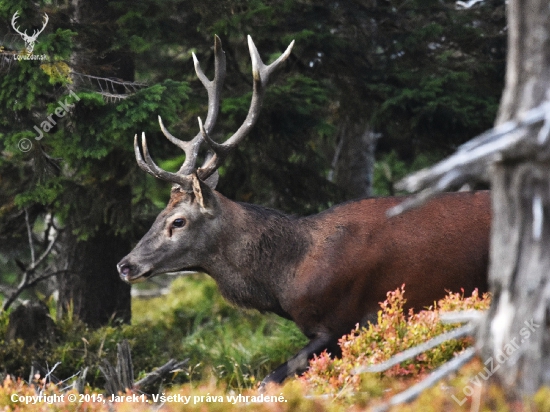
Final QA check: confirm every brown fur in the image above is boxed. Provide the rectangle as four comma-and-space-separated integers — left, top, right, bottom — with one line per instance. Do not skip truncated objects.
287, 191, 490, 340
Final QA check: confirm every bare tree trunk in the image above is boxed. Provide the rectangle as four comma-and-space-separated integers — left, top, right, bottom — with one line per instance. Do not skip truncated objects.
59, 220, 131, 327
477, 0, 550, 395
331, 118, 379, 199
57, 0, 132, 327
388, 0, 550, 400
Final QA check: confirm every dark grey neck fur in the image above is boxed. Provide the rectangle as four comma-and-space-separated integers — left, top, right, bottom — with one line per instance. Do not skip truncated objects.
205, 202, 311, 318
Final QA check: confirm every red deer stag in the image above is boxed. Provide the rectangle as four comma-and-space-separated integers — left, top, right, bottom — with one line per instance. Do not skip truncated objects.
117, 36, 491, 388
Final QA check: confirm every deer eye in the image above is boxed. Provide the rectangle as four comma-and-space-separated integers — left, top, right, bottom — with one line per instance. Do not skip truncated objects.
171, 218, 186, 228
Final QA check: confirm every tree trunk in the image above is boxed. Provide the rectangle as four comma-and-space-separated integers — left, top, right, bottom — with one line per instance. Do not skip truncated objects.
57, 0, 132, 327
477, 0, 550, 395
59, 223, 131, 327
331, 118, 379, 199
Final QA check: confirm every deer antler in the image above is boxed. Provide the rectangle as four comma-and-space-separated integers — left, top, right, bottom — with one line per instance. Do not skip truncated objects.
160, 35, 226, 176
196, 35, 294, 181
134, 35, 294, 190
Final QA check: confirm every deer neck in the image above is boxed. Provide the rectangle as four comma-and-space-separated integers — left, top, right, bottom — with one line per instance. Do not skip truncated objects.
204, 198, 312, 317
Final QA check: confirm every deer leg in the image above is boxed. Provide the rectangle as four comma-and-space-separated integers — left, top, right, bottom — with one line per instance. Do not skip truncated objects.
259, 333, 337, 390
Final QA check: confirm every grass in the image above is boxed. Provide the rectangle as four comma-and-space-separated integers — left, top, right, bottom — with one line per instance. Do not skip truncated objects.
0, 273, 307, 391
130, 274, 307, 389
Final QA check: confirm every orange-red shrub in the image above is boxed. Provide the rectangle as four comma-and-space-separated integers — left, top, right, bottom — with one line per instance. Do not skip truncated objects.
301, 285, 491, 395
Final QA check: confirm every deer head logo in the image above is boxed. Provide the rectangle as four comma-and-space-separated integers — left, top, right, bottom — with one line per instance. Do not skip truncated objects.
11, 11, 49, 54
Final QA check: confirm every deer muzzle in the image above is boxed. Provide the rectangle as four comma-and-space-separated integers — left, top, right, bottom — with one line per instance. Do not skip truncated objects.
117, 260, 152, 284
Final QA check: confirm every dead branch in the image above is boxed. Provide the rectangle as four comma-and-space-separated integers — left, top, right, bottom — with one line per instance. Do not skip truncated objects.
1, 270, 65, 312
439, 310, 484, 324
134, 358, 189, 390
97, 92, 130, 103
99, 361, 122, 397
373, 347, 477, 412
25, 209, 35, 266
4, 274, 32, 312
387, 99, 550, 217
347, 311, 485, 409
2, 214, 64, 312
30, 361, 62, 386
100, 339, 189, 396
60, 368, 88, 394
71, 72, 147, 101
117, 340, 134, 392
100, 340, 134, 396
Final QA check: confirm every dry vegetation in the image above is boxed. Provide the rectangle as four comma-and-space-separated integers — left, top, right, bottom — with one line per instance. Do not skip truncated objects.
2, 278, 550, 411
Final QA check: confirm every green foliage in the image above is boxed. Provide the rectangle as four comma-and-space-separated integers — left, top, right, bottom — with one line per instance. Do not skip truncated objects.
219, 73, 338, 213
0, 0, 506, 294
1, 281, 491, 394
40, 61, 72, 85
37, 29, 76, 63
0, 62, 49, 112
373, 151, 442, 196
0, 274, 305, 390
132, 275, 306, 389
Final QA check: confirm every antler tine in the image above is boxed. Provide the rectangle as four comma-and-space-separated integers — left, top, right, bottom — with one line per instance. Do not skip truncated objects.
194, 35, 227, 134
157, 115, 202, 175
197, 116, 224, 153
134, 36, 290, 187
154, 36, 226, 177
249, 35, 295, 88
134, 134, 153, 174
134, 133, 190, 187
197, 36, 294, 181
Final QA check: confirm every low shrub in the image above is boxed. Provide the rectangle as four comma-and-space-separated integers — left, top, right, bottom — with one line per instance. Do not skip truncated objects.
301, 285, 491, 396
3, 282, 550, 411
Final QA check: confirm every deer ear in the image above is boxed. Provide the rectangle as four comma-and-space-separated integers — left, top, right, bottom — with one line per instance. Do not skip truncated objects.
204, 170, 219, 189
191, 173, 216, 213
201, 152, 219, 189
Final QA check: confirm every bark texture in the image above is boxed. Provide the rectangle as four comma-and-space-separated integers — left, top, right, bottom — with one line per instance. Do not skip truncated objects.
59, 223, 131, 327
332, 119, 379, 199
57, 0, 132, 326
477, 0, 550, 395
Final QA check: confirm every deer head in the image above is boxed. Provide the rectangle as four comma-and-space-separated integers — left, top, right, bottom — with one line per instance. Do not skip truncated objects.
117, 35, 294, 283
11, 11, 49, 54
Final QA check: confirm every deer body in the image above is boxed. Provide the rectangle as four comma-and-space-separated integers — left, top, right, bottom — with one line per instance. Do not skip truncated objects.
209, 191, 491, 333
117, 36, 490, 388
120, 182, 490, 385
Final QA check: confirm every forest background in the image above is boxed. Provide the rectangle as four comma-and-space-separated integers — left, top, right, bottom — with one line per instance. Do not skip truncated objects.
0, 0, 506, 398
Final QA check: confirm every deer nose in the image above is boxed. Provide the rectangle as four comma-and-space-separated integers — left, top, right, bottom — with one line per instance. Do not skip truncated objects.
117, 261, 133, 280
